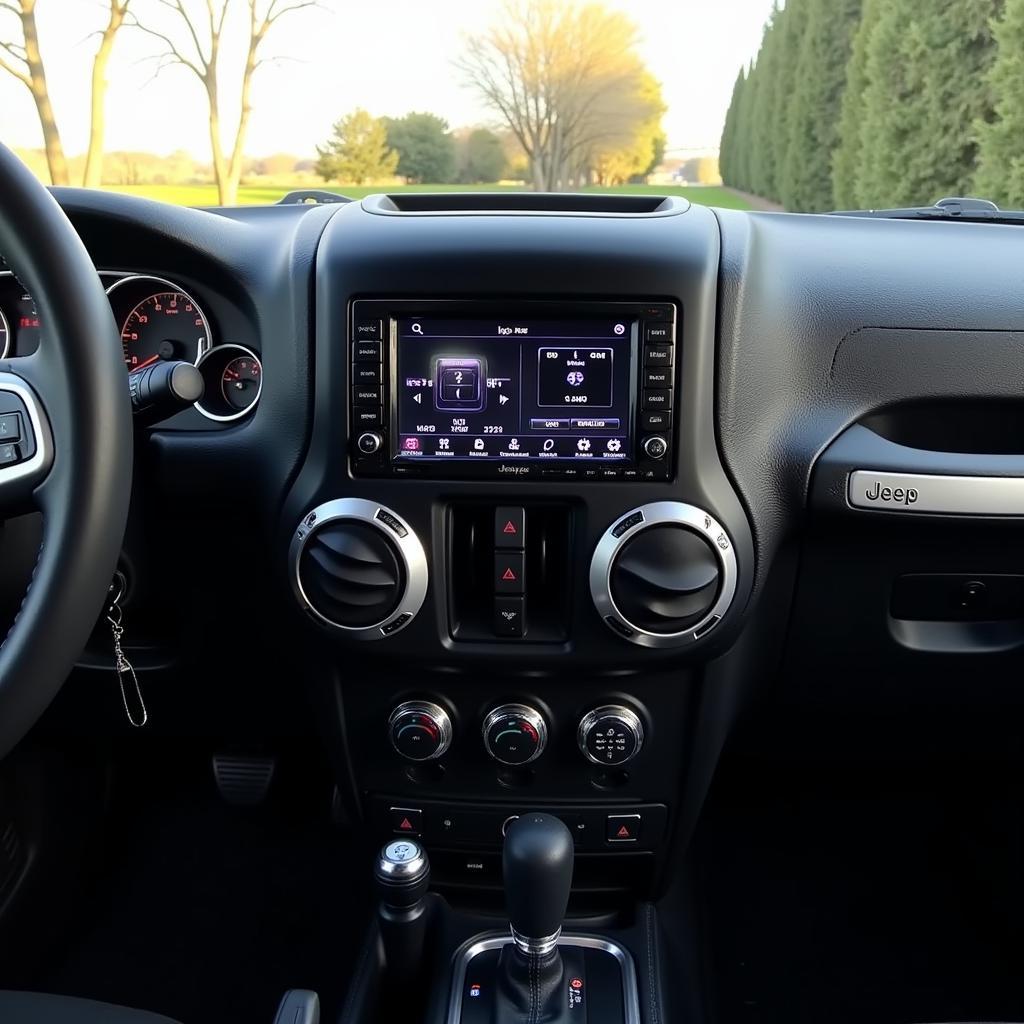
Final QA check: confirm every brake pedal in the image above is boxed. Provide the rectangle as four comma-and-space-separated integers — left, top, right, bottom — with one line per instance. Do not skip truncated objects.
212, 755, 275, 806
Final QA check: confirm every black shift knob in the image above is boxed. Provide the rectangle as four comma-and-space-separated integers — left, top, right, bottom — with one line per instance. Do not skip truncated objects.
503, 813, 573, 951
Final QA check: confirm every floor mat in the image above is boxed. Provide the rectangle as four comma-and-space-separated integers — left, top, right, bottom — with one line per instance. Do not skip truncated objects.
703, 758, 1024, 1024
36, 757, 373, 1024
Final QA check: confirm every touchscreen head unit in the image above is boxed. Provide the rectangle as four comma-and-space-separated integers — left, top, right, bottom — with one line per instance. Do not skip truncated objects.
350, 300, 676, 481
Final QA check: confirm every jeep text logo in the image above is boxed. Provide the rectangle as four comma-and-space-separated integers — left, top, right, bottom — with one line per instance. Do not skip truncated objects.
864, 480, 918, 505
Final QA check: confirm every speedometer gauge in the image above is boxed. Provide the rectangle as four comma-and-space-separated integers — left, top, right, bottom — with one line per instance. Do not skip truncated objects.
106, 275, 211, 372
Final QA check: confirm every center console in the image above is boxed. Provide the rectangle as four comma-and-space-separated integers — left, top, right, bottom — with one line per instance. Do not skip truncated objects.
281, 197, 754, 924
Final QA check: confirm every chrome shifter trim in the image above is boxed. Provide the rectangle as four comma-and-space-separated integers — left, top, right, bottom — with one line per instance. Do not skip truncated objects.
510, 925, 560, 957
446, 933, 641, 1024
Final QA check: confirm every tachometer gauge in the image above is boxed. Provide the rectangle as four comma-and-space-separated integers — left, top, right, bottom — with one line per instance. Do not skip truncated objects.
221, 354, 261, 412
0, 305, 8, 359
106, 276, 211, 372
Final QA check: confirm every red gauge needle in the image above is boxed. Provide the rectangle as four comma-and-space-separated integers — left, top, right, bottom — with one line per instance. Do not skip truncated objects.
130, 354, 161, 374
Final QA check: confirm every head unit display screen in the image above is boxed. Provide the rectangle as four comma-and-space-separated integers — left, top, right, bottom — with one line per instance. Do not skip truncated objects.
393, 316, 636, 463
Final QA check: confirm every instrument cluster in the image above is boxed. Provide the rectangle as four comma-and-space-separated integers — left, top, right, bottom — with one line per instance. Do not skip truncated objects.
0, 270, 262, 422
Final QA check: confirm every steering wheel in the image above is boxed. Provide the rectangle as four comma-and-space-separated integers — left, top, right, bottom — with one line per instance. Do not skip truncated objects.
0, 144, 132, 759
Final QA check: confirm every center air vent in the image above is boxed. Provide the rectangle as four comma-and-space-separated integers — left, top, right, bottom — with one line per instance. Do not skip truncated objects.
299, 521, 405, 628
290, 499, 428, 640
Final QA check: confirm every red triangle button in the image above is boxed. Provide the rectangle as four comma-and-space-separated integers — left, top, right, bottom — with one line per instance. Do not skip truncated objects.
617, 825, 631, 838
399, 817, 414, 831
502, 520, 518, 534
501, 567, 517, 581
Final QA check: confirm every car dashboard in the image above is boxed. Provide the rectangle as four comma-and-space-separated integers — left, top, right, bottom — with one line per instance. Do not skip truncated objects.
5, 185, 1024, 915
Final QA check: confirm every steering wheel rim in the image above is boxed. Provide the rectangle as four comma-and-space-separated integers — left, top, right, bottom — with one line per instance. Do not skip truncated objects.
0, 143, 132, 759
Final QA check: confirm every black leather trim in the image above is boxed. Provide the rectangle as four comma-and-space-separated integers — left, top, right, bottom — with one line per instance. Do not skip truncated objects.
0, 991, 179, 1024
0, 144, 133, 758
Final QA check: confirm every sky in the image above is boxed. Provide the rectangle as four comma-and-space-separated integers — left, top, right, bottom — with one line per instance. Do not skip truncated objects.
0, 0, 776, 161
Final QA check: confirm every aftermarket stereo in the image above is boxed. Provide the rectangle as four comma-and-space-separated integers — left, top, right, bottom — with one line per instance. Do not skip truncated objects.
349, 299, 677, 481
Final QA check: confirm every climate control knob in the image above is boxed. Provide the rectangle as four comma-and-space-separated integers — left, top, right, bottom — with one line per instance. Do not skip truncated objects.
578, 705, 644, 766
482, 704, 547, 766
389, 701, 452, 761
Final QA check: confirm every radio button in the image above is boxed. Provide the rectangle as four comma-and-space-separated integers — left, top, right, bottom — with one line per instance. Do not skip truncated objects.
643, 368, 672, 389
643, 410, 672, 432
643, 343, 674, 366
353, 385, 383, 406
353, 341, 382, 362
643, 436, 668, 461
352, 364, 381, 384
357, 432, 383, 455
354, 408, 382, 428
353, 319, 382, 341
643, 389, 672, 411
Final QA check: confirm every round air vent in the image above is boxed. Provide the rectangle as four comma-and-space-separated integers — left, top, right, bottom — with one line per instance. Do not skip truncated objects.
610, 526, 720, 633
290, 499, 427, 640
299, 520, 405, 628
590, 501, 738, 649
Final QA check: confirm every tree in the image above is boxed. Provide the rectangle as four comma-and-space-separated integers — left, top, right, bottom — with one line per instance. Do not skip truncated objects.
719, 68, 745, 189
384, 112, 456, 184
765, 0, 809, 202
590, 69, 666, 185
831, 0, 879, 208
0, 0, 69, 185
853, 0, 1002, 209
84, 1, 133, 188
458, 0, 662, 191
780, 0, 862, 212
974, 0, 1024, 206
458, 128, 507, 183
316, 108, 398, 185
132, 0, 318, 205
748, 10, 782, 199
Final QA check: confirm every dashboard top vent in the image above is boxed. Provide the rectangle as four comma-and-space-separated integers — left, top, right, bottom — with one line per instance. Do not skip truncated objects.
361, 192, 690, 219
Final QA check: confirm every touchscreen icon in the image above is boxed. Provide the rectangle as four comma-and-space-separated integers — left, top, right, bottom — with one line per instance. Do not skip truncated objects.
411, 323, 423, 335
434, 357, 485, 413
473, 438, 485, 450
543, 439, 555, 452
577, 438, 591, 452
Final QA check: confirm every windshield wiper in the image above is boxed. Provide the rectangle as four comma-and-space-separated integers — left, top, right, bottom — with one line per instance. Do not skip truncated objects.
830, 196, 1024, 224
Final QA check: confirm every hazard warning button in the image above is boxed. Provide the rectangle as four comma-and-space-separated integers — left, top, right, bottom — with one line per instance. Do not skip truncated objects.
495, 506, 526, 549
494, 551, 525, 595
389, 807, 423, 836
606, 814, 641, 843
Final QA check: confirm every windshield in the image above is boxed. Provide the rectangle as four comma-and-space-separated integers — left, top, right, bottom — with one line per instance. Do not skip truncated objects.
1, 0, 1017, 213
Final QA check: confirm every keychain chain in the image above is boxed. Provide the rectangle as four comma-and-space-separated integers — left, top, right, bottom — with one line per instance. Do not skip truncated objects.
107, 572, 147, 727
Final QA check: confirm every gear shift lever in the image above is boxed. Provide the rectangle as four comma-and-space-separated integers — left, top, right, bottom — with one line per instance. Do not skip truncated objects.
504, 812, 574, 955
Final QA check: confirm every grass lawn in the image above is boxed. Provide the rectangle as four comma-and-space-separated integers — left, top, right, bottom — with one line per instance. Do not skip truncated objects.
99, 181, 753, 210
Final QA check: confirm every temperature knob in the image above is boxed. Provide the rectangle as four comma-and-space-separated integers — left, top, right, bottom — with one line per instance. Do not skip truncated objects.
388, 701, 452, 762
578, 705, 644, 766
482, 704, 547, 766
